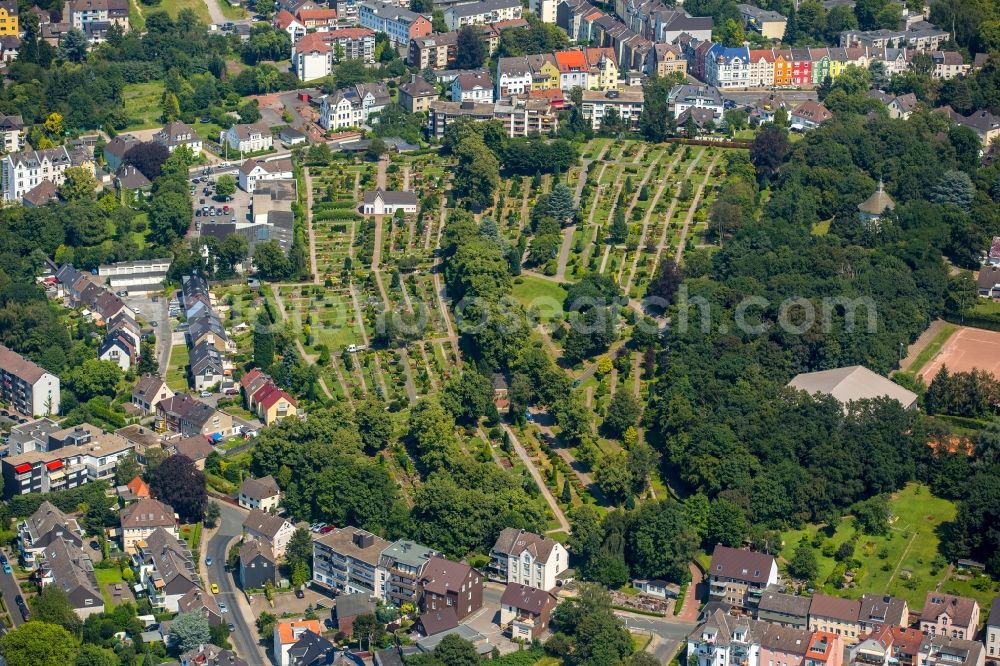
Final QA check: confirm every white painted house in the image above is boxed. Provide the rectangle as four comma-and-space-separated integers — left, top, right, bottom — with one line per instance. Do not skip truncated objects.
221, 122, 273, 154
361, 189, 418, 215
238, 157, 294, 193
488, 528, 568, 591
319, 83, 390, 130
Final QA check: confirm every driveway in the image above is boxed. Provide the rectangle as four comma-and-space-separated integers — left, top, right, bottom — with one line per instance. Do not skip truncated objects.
461, 583, 519, 655
206, 501, 265, 663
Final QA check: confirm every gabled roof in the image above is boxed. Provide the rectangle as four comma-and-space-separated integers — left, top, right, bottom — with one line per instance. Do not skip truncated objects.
288, 629, 336, 666
275, 9, 301, 29
500, 582, 556, 614
787, 365, 915, 407
126, 475, 151, 499
176, 586, 222, 620
139, 527, 198, 594
792, 100, 832, 123
240, 537, 275, 564
171, 435, 215, 462
859, 593, 907, 627
243, 508, 291, 540
417, 607, 459, 636
987, 598, 1000, 628
295, 31, 330, 53
419, 556, 476, 596
810, 593, 861, 623
276, 619, 322, 646
400, 76, 437, 98
921, 593, 978, 628
709, 545, 775, 584
362, 188, 418, 206
239, 475, 281, 501
22, 179, 59, 206
758, 586, 811, 617
335, 592, 376, 619
41, 537, 102, 610
121, 498, 175, 530
492, 528, 559, 563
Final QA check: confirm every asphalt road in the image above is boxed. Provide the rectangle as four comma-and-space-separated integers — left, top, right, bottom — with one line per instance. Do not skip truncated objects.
0, 558, 25, 628
617, 614, 696, 663
723, 89, 819, 106
207, 502, 260, 662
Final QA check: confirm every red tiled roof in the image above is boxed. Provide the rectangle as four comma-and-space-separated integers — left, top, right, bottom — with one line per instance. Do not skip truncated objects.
297, 7, 336, 20
553, 49, 586, 71
275, 9, 298, 28
326, 27, 374, 39
296, 32, 330, 54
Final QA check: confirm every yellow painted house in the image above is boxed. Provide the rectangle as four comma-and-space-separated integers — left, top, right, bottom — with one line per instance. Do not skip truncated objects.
0, 1, 17, 36
526, 53, 560, 91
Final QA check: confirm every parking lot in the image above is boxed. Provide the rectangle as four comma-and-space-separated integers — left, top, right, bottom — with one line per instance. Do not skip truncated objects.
191, 169, 253, 236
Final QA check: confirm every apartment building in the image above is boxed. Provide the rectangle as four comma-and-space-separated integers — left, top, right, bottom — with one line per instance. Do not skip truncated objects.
243, 508, 295, 558
17, 501, 83, 570
313, 527, 390, 598
918, 634, 985, 666
221, 122, 274, 154
668, 83, 724, 119
399, 75, 438, 114
155, 394, 233, 439
580, 87, 644, 130
379, 540, 438, 606
708, 545, 780, 612
153, 121, 203, 155
0, 343, 60, 416
0, 114, 23, 153
418, 556, 483, 620
293, 29, 376, 81
0, 2, 18, 36
986, 600, 999, 663
238, 157, 294, 193
919, 593, 980, 641
444, 0, 522, 30
452, 70, 494, 103
1, 424, 133, 497
319, 82, 390, 130
132, 527, 200, 612
359, 1, 431, 45
98, 257, 171, 294
810, 594, 863, 645
489, 528, 568, 591
427, 96, 558, 138
69, 0, 128, 31
858, 594, 909, 634
1, 146, 73, 202
757, 587, 811, 629
38, 537, 104, 618
120, 497, 177, 553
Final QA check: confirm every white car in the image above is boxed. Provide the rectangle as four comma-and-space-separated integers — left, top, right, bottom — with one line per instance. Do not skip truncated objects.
200, 391, 212, 398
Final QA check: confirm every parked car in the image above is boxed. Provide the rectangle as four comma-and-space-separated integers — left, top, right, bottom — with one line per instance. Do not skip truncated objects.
206, 557, 213, 567
2, 563, 11, 574
228, 622, 235, 633
219, 603, 228, 613
200, 391, 212, 398
295, 589, 305, 599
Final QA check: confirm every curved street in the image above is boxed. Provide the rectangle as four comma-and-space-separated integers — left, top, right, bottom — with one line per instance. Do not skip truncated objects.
206, 501, 265, 663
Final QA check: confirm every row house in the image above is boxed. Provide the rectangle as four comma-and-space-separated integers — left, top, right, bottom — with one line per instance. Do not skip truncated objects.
651, 42, 686, 77
399, 75, 438, 114
452, 70, 494, 103
849, 624, 924, 666
552, 47, 619, 92
319, 82, 391, 130
689, 609, 845, 666
986, 600, 999, 663
417, 556, 483, 629
406, 20, 523, 68
929, 51, 968, 79
939, 106, 1000, 147
495, 53, 559, 97
0, 343, 60, 417
613, 0, 711, 42
2, 424, 132, 497
359, 1, 431, 46
69, 0, 128, 32
443, 0, 521, 30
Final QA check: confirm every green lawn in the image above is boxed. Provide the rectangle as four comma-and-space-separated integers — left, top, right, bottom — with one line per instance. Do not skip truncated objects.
779, 483, 965, 609
906, 323, 958, 374
95, 566, 125, 608
151, 0, 210, 23
123, 81, 165, 130
128, 0, 146, 31
166, 345, 189, 391
811, 219, 832, 236
513, 276, 568, 321
968, 298, 1000, 318
216, 0, 247, 19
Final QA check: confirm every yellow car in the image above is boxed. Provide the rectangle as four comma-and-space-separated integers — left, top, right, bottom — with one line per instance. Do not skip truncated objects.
211, 583, 219, 594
